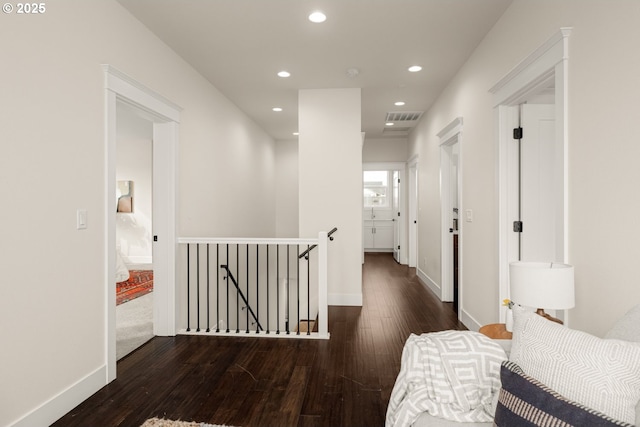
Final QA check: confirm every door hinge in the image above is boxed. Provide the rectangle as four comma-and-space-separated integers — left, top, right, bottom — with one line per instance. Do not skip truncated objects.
513, 127, 523, 140
153, 235, 158, 241
397, 245, 400, 250
513, 221, 523, 232
397, 212, 401, 217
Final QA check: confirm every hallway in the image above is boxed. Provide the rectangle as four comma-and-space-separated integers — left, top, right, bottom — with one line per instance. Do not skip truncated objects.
53, 253, 465, 427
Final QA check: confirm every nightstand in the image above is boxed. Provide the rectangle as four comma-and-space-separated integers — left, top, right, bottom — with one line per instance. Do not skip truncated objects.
479, 323, 512, 340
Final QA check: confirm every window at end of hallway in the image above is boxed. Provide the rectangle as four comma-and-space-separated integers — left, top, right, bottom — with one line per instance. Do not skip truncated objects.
364, 171, 389, 208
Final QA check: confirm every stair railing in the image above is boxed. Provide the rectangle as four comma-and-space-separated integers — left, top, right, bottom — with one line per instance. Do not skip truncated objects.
177, 229, 336, 339
220, 264, 263, 332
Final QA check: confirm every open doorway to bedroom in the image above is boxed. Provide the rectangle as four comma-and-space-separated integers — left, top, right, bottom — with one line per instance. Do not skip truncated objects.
105, 65, 179, 382
115, 102, 154, 360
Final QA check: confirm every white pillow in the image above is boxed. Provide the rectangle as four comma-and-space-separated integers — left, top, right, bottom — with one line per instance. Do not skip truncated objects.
510, 305, 640, 425
606, 304, 640, 343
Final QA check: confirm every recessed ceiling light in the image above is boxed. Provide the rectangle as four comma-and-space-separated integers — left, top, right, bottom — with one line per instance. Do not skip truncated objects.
277, 71, 291, 78
385, 122, 395, 126
395, 101, 405, 106
308, 11, 327, 23
272, 107, 283, 112
408, 65, 422, 72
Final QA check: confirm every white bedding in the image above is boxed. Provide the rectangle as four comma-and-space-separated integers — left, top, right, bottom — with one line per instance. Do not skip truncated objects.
386, 331, 506, 427
115, 249, 130, 282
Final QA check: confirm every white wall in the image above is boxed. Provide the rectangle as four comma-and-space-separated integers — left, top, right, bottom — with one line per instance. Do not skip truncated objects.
275, 140, 299, 237
408, 0, 640, 336
362, 138, 409, 163
116, 105, 153, 265
299, 89, 363, 306
0, 1, 276, 425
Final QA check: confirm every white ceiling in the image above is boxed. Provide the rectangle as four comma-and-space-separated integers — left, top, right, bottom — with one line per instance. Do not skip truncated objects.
118, 0, 513, 141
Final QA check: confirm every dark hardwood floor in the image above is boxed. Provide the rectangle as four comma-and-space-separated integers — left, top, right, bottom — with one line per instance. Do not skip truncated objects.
53, 253, 465, 427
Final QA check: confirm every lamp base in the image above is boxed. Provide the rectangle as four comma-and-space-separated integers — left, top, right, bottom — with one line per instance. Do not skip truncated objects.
536, 308, 563, 325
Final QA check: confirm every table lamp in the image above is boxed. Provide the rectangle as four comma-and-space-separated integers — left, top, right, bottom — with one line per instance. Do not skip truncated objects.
509, 261, 575, 324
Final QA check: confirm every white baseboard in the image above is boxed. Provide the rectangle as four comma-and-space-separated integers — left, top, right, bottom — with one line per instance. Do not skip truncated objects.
415, 268, 482, 333
10, 365, 106, 427
328, 293, 363, 306
416, 267, 441, 300
460, 308, 482, 332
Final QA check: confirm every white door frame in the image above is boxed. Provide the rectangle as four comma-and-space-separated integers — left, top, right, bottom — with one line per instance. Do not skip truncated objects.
438, 117, 463, 305
362, 162, 406, 263
407, 156, 419, 268
104, 65, 180, 382
490, 28, 571, 322
392, 170, 401, 263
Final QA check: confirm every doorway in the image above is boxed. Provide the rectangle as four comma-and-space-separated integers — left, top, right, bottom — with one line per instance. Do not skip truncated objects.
362, 162, 406, 264
518, 104, 556, 261
104, 65, 180, 382
492, 28, 571, 323
392, 170, 401, 263
407, 158, 418, 268
115, 103, 154, 360
439, 118, 463, 314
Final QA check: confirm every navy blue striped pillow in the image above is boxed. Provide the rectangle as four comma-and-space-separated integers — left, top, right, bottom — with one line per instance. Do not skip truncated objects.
494, 361, 634, 427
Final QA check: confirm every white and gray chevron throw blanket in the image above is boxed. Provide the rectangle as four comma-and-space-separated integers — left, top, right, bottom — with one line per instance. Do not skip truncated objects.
386, 330, 507, 427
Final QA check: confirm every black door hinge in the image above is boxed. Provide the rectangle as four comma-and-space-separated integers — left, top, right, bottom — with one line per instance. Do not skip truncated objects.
153, 235, 158, 241
513, 127, 523, 140
513, 221, 523, 232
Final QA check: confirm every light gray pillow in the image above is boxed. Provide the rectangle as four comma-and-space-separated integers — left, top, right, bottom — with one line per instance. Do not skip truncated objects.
604, 304, 640, 426
510, 305, 640, 425
606, 304, 640, 343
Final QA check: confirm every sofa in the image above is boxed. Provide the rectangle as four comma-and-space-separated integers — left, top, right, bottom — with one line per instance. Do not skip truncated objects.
387, 304, 640, 427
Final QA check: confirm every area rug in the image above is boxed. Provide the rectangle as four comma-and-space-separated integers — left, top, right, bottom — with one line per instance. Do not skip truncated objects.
117, 270, 153, 305
141, 418, 234, 427
116, 292, 153, 360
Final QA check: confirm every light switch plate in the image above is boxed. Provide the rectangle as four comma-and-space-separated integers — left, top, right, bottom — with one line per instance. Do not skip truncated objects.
77, 209, 87, 230
465, 209, 473, 222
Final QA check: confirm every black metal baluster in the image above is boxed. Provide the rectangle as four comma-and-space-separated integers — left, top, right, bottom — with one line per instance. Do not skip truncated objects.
206, 244, 210, 332
226, 244, 230, 333
276, 245, 280, 334
266, 245, 270, 334
216, 244, 220, 333
296, 244, 300, 335
236, 244, 240, 333
186, 244, 190, 332
196, 244, 200, 332
286, 245, 290, 335
246, 244, 249, 333
307, 244, 311, 335
256, 244, 260, 334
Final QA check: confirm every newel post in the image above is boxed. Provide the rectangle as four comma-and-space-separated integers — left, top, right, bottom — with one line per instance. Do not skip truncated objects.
317, 231, 329, 338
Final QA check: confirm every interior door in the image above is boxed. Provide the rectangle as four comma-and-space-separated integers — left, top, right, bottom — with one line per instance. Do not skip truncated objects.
392, 171, 400, 262
520, 104, 556, 262
408, 163, 417, 267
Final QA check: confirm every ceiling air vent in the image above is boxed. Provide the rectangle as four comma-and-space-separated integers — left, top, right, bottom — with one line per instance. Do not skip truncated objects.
383, 111, 423, 136
385, 111, 423, 122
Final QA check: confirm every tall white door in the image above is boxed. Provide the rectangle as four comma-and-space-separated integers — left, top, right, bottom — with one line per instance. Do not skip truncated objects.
392, 171, 401, 262
519, 104, 556, 262
408, 163, 418, 267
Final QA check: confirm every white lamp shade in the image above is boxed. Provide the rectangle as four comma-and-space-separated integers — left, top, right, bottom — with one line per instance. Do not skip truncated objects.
509, 262, 575, 310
